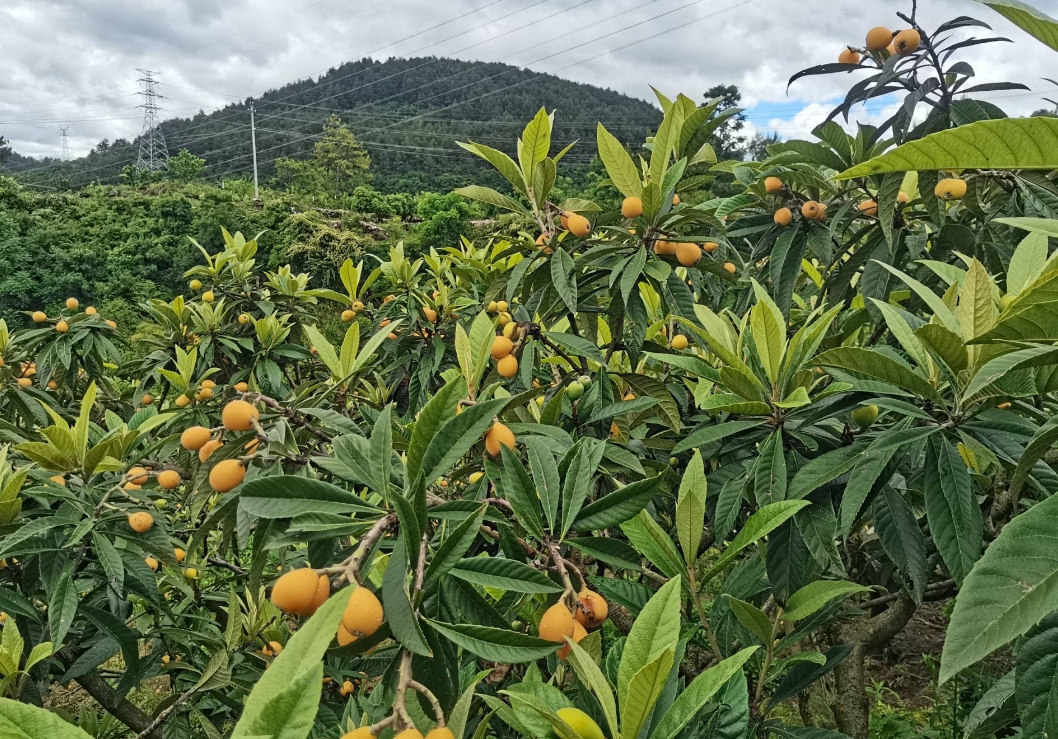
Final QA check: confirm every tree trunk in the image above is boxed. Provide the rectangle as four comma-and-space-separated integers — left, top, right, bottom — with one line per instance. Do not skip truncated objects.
75, 670, 162, 739
833, 594, 917, 739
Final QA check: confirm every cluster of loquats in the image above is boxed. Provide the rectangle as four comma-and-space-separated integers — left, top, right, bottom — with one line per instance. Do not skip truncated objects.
537, 586, 610, 661
490, 318, 523, 379
485, 298, 512, 327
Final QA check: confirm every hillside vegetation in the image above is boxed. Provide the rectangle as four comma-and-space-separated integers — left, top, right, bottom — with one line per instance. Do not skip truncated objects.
8, 57, 662, 193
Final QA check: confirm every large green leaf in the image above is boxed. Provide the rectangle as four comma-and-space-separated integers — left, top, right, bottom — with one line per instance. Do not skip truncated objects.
0, 698, 93, 739
924, 436, 982, 586
421, 397, 509, 486
451, 557, 562, 594
617, 578, 681, 717
977, 0, 1058, 51
1010, 417, 1058, 497
836, 118, 1058, 179
622, 650, 675, 739
1016, 611, 1058, 739
670, 421, 763, 455
425, 620, 558, 663
651, 648, 759, 739
621, 511, 684, 578
940, 491, 1058, 683
239, 476, 379, 518
873, 486, 927, 602
597, 123, 642, 198
813, 347, 938, 399
965, 669, 1018, 739
231, 586, 348, 739
564, 638, 619, 739
571, 474, 662, 531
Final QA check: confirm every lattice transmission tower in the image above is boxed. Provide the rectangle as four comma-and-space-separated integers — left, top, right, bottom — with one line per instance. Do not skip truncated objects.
59, 127, 70, 160
136, 69, 169, 171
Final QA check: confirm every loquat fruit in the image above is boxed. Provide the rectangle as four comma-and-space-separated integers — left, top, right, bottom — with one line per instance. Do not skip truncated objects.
485, 422, 516, 456
764, 176, 783, 194
222, 399, 260, 431
342, 586, 384, 637
866, 26, 893, 51
181, 426, 212, 451
567, 213, 591, 237
157, 470, 181, 490
538, 602, 575, 645
575, 588, 609, 628
935, 177, 967, 200
128, 512, 154, 533
491, 335, 514, 360
497, 354, 519, 378
209, 459, 246, 493
271, 568, 321, 616
199, 439, 223, 463
858, 199, 878, 216
773, 207, 792, 226
675, 242, 702, 267
838, 48, 861, 64
65, 297, 79, 311
621, 196, 643, 218
894, 28, 921, 54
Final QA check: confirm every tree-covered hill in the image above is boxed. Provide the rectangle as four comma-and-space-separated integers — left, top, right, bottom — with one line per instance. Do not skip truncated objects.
6, 57, 663, 193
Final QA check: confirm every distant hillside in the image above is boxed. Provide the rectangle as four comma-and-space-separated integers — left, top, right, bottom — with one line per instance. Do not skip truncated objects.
7, 57, 663, 193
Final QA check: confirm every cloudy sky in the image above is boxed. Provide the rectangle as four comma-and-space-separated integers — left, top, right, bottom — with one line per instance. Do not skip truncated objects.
2, 0, 1056, 162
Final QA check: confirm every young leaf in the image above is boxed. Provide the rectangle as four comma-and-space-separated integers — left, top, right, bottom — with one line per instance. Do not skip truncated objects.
597, 123, 643, 198
676, 451, 708, 564
782, 580, 869, 622
703, 500, 811, 582
617, 577, 681, 716
651, 647, 760, 739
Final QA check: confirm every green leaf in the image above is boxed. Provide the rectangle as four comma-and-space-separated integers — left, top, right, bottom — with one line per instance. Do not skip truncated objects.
566, 537, 642, 571
783, 580, 869, 621
498, 445, 544, 539
677, 451, 708, 564
49, 569, 77, 647
750, 301, 784, 385
302, 324, 342, 379
456, 141, 527, 196
1009, 416, 1058, 497
519, 107, 552, 181
422, 397, 509, 486
1016, 612, 1058, 739
837, 118, 1058, 179
547, 332, 604, 365
451, 557, 562, 593
597, 123, 642, 198
873, 486, 927, 603
426, 620, 558, 663
571, 474, 663, 532
965, 669, 1017, 739
727, 598, 773, 643
704, 500, 811, 581
526, 438, 561, 531
621, 650, 675, 739
561, 439, 605, 538
564, 638, 620, 739
924, 436, 982, 586
963, 344, 1058, 402
787, 443, 868, 501
671, 421, 764, 455
875, 262, 961, 332
940, 491, 1058, 683
1008, 232, 1050, 295
551, 249, 578, 314
424, 504, 487, 584
617, 578, 681, 716
239, 477, 379, 518
977, 0, 1058, 51
813, 347, 938, 400
231, 585, 349, 738
651, 647, 760, 739
407, 377, 463, 483
621, 511, 685, 578
382, 538, 432, 656
0, 698, 94, 739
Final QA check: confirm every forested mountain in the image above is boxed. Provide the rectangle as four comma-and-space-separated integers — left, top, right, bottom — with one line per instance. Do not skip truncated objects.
5, 57, 662, 192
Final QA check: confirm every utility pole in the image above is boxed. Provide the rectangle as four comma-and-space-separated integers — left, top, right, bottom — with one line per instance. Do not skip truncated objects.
135, 69, 169, 171
249, 103, 260, 203
59, 127, 70, 161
